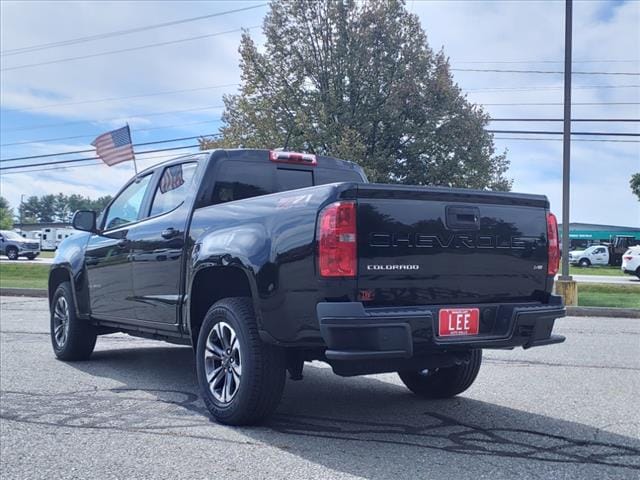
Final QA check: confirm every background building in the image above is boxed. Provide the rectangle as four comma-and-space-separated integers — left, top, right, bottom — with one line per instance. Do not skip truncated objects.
559, 223, 640, 249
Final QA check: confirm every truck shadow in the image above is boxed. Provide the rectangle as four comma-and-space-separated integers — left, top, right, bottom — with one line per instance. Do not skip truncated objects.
7, 342, 639, 479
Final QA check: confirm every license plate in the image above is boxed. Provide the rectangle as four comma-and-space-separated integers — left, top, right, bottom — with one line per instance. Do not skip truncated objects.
438, 308, 480, 337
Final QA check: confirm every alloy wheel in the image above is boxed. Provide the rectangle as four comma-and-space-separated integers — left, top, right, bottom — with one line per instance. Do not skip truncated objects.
204, 321, 242, 404
53, 296, 69, 347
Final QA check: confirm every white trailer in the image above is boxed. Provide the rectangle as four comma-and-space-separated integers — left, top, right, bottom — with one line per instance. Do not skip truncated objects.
41, 228, 76, 250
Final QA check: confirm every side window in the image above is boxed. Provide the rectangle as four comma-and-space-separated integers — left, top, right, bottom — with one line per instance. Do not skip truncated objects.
211, 161, 273, 205
103, 174, 152, 230
149, 162, 198, 217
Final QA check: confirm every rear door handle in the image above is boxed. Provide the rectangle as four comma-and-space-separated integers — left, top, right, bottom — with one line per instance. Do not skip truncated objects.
161, 228, 179, 239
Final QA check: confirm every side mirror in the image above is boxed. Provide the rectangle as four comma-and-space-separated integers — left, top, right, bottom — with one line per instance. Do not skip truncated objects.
72, 210, 98, 233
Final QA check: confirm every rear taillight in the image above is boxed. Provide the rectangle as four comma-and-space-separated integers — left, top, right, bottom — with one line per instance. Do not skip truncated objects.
269, 150, 317, 166
623, 256, 633, 261
318, 201, 357, 278
546, 212, 560, 276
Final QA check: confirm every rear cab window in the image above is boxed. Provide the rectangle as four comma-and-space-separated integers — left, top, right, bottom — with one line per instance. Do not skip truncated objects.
203, 151, 366, 207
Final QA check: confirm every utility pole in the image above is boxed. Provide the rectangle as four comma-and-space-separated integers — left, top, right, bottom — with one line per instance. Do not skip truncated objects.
19, 194, 25, 232
556, 0, 578, 305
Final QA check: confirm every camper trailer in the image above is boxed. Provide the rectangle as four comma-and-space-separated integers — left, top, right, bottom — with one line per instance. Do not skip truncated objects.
41, 228, 76, 251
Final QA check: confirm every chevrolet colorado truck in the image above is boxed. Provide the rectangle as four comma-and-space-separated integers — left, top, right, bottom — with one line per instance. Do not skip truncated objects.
49, 149, 565, 425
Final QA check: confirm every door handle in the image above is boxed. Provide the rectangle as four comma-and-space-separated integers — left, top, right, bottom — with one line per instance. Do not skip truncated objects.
161, 228, 179, 239
116, 238, 129, 248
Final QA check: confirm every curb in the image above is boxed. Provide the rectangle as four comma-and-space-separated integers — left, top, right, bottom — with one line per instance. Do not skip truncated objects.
0, 288, 637, 318
0, 288, 48, 298
566, 306, 640, 319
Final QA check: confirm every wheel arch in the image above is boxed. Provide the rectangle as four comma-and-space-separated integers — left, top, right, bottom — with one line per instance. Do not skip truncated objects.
49, 266, 76, 311
187, 265, 258, 348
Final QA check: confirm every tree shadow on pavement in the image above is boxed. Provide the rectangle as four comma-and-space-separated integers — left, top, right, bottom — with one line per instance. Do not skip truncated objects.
6, 343, 638, 480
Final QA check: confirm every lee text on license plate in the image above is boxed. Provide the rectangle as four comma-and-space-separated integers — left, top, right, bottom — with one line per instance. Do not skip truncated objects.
438, 308, 480, 336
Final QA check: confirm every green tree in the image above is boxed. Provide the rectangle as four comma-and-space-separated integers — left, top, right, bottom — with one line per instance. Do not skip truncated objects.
631, 173, 640, 201
0, 196, 13, 229
17, 193, 112, 223
54, 193, 70, 223
89, 195, 112, 213
38, 194, 57, 223
201, 0, 510, 190
19, 196, 40, 223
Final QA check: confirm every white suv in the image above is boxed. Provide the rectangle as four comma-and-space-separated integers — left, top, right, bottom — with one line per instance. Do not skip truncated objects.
621, 246, 640, 279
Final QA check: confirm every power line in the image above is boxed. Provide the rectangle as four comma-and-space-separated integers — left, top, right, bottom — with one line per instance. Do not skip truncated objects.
0, 119, 219, 147
3, 82, 633, 116
466, 84, 639, 92
1, 104, 223, 132
1, 26, 259, 72
0, 4, 267, 56
456, 60, 639, 64
482, 102, 639, 106
4, 135, 637, 176
0, 144, 205, 171
1, 83, 237, 113
0, 134, 219, 163
0, 148, 203, 175
487, 129, 639, 137
4, 128, 636, 171
489, 118, 639, 122
451, 68, 640, 76
493, 136, 639, 143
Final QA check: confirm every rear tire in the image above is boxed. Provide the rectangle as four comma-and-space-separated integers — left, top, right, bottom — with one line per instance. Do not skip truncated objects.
6, 247, 18, 260
398, 349, 482, 398
195, 297, 286, 425
26, 254, 36, 260
50, 282, 97, 360
578, 258, 591, 267
636, 267, 640, 280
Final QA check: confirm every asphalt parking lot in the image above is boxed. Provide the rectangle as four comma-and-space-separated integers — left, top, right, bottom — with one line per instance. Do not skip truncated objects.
1, 296, 638, 480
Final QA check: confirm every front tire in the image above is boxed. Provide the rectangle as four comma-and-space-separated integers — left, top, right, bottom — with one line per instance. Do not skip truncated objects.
195, 297, 286, 425
578, 258, 591, 267
50, 282, 97, 360
398, 349, 482, 398
6, 247, 18, 260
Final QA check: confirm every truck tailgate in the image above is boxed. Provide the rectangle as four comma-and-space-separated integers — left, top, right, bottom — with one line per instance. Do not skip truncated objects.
356, 184, 550, 306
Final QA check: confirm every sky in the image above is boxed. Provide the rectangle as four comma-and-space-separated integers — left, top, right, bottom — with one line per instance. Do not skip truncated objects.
0, 0, 638, 226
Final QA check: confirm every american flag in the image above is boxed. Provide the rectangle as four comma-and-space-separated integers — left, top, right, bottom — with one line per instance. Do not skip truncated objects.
160, 164, 185, 193
91, 126, 135, 166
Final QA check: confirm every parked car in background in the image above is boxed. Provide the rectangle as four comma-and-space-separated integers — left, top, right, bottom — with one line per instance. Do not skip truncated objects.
621, 246, 640, 279
568, 245, 609, 267
0, 230, 41, 260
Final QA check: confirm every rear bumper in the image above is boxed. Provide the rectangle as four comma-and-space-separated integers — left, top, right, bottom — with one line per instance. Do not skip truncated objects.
317, 296, 566, 362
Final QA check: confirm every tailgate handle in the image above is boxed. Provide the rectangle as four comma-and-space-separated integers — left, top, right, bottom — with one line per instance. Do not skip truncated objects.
446, 206, 480, 231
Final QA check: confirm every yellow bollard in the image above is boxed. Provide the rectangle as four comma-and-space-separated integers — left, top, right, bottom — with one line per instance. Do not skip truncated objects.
555, 279, 578, 306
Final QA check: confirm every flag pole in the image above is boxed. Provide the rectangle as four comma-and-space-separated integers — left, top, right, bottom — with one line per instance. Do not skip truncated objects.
127, 123, 139, 175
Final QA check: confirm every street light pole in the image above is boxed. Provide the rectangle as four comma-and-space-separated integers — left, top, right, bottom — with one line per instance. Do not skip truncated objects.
560, 0, 572, 282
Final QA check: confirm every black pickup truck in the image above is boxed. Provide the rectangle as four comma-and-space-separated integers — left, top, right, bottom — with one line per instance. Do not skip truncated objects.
49, 149, 565, 425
